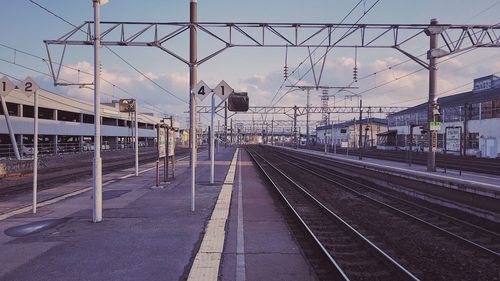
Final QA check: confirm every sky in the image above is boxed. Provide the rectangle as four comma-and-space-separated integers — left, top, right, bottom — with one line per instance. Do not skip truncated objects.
1, 0, 499, 131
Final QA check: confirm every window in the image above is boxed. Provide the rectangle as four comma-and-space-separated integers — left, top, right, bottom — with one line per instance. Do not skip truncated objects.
466, 132, 479, 149
468, 103, 480, 120
493, 99, 500, 118
481, 101, 493, 119
0, 102, 20, 116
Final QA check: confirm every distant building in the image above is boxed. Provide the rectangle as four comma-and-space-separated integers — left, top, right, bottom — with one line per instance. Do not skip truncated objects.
316, 118, 388, 148
385, 75, 500, 158
0, 87, 180, 158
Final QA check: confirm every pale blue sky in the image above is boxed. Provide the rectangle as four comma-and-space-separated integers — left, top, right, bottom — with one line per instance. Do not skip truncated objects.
1, 0, 499, 126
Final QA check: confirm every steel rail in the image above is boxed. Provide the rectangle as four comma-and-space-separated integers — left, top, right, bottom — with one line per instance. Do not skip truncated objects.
248, 148, 419, 280
247, 150, 350, 281
269, 147, 500, 259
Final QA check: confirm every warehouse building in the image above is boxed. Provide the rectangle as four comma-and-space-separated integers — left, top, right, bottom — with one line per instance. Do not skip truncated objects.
0, 87, 179, 158
384, 75, 500, 158
316, 118, 388, 148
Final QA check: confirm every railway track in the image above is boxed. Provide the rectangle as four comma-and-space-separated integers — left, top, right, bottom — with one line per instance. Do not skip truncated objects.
248, 147, 418, 281
0, 147, 191, 197
249, 145, 500, 280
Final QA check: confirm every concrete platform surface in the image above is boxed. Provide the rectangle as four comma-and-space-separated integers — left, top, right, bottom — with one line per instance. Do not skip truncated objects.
281, 146, 500, 188
219, 149, 317, 281
0, 148, 234, 281
0, 146, 315, 281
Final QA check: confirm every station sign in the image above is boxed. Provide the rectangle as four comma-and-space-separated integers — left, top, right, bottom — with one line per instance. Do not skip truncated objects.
193, 80, 211, 102
168, 130, 175, 156
445, 127, 461, 152
158, 126, 166, 158
0, 76, 15, 97
213, 80, 233, 101
20, 77, 39, 98
429, 121, 441, 131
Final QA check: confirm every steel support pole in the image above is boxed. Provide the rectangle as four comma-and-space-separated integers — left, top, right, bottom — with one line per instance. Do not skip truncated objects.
224, 101, 227, 148
92, 0, 103, 223
427, 19, 438, 172
33, 91, 38, 213
135, 101, 139, 176
0, 97, 21, 160
306, 89, 310, 145
293, 106, 298, 148
189, 0, 197, 212
271, 119, 274, 145
358, 99, 363, 160
210, 93, 215, 184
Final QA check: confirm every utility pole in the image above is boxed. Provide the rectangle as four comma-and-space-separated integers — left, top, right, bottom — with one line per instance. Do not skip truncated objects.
306, 88, 310, 145
224, 101, 227, 148
358, 99, 363, 160
92, 0, 103, 223
426, 18, 441, 172
189, 0, 197, 211
293, 105, 298, 148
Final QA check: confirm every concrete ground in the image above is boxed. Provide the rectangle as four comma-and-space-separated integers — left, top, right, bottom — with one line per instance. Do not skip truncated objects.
0, 146, 316, 281
219, 149, 317, 281
0, 148, 234, 281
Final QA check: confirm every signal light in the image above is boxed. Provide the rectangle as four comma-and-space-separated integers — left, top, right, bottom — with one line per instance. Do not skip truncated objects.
228, 92, 249, 112
119, 99, 136, 112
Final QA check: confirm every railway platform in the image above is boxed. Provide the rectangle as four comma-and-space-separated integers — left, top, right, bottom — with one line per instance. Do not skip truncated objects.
0, 147, 315, 281
274, 145, 500, 219
283, 145, 500, 191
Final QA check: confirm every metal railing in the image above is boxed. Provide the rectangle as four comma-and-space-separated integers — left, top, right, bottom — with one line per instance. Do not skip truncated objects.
0, 141, 155, 159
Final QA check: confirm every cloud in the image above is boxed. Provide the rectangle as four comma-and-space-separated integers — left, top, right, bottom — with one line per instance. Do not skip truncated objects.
48, 60, 189, 117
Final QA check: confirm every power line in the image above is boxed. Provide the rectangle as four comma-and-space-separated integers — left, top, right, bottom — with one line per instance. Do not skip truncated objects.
0, 42, 171, 116
27, 0, 187, 106
270, 0, 383, 108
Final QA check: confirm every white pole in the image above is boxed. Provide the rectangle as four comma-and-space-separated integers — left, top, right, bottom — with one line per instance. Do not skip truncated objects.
135, 100, 139, 176
210, 93, 215, 184
93, 0, 103, 223
33, 90, 38, 213
0, 97, 21, 160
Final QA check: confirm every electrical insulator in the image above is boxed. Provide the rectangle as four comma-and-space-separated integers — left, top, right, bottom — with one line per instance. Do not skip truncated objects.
283, 66, 289, 80
353, 66, 358, 82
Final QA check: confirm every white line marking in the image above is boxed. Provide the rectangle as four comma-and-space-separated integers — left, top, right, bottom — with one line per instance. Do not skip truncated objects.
0, 186, 93, 221
0, 152, 197, 221
188, 148, 239, 281
236, 149, 246, 281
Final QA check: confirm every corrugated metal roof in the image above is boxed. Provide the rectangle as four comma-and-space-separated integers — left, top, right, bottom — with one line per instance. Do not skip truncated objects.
3, 88, 178, 127
389, 77, 500, 117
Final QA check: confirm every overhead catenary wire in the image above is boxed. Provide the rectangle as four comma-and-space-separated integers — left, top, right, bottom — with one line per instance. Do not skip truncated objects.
269, 0, 383, 109
271, 2, 500, 121
26, 0, 188, 105
0, 70, 163, 125
0, 42, 171, 116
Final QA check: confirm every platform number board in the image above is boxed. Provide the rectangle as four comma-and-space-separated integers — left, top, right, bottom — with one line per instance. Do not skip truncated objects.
193, 80, 211, 102
19, 77, 39, 98
0, 76, 15, 97
214, 80, 233, 101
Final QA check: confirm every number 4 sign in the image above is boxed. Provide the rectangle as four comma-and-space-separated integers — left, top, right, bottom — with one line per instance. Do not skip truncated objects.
193, 80, 211, 102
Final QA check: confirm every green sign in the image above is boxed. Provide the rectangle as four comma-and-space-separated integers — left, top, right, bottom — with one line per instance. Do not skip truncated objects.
430, 121, 441, 131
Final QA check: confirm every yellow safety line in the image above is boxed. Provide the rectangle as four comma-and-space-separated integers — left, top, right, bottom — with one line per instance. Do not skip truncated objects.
187, 148, 239, 281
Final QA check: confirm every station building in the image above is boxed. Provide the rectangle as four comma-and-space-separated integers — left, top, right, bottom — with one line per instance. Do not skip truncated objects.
383, 75, 500, 158
0, 87, 179, 158
316, 118, 388, 148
